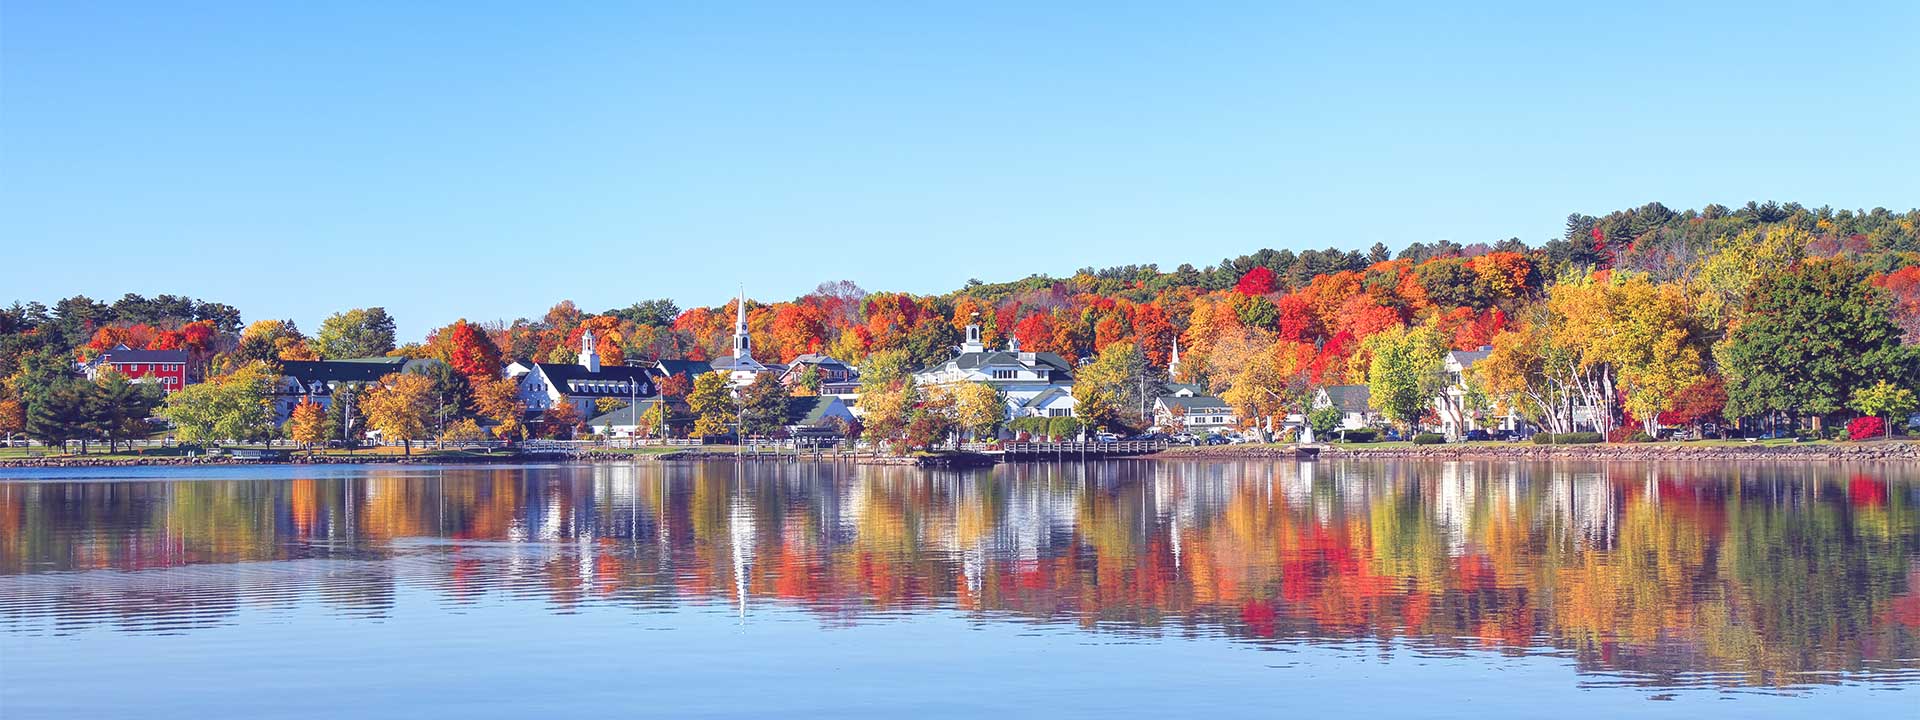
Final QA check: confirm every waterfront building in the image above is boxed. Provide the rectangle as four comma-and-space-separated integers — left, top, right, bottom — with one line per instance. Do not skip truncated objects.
513, 328, 655, 417
709, 287, 775, 388
911, 321, 1077, 420
81, 344, 190, 393
1153, 384, 1238, 434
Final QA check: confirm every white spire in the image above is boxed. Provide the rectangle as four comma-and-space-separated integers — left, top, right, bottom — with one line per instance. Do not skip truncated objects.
732, 285, 753, 360
1168, 337, 1181, 378
581, 328, 600, 372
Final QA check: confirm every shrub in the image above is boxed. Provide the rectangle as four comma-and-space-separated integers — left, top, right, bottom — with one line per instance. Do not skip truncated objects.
1047, 416, 1083, 440
1341, 428, 1380, 443
1412, 433, 1446, 445
1627, 432, 1655, 443
1531, 432, 1553, 445
1848, 416, 1886, 441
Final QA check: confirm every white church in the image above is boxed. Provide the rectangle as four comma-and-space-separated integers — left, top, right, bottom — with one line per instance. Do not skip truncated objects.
709, 288, 778, 388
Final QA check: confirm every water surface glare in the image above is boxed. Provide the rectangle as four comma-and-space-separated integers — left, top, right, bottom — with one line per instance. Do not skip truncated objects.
1, 460, 1917, 718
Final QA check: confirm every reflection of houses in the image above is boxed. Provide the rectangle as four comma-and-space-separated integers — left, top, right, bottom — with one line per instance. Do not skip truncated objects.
912, 321, 1076, 420
1311, 385, 1379, 429
1153, 384, 1237, 433
513, 329, 655, 417
274, 356, 425, 423
781, 354, 860, 397
82, 344, 191, 393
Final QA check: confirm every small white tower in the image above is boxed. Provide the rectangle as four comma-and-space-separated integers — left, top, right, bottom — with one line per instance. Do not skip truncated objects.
732, 286, 753, 361
1168, 337, 1182, 379
962, 313, 985, 353
580, 327, 601, 372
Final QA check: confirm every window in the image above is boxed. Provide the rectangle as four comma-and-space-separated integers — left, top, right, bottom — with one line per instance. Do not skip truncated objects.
991, 369, 1018, 380
1049, 408, 1071, 417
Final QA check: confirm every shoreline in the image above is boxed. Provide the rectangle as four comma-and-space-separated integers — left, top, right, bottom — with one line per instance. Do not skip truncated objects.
4, 440, 1919, 469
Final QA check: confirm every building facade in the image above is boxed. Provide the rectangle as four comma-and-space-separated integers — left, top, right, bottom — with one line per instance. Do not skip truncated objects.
911, 322, 1076, 420
83, 344, 190, 393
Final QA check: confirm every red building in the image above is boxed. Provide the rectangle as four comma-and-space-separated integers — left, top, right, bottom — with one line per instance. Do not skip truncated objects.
85, 343, 190, 393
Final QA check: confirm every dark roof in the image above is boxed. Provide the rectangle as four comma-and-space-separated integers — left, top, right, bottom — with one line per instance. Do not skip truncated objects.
1321, 385, 1373, 413
1449, 347, 1493, 368
99, 345, 188, 364
787, 354, 852, 370
1017, 387, 1073, 410
1157, 395, 1232, 412
536, 363, 655, 398
652, 358, 713, 378
280, 357, 409, 386
922, 349, 1074, 382
709, 355, 769, 372
782, 396, 845, 426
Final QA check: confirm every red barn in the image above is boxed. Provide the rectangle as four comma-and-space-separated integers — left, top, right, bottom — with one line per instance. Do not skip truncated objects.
85, 343, 190, 393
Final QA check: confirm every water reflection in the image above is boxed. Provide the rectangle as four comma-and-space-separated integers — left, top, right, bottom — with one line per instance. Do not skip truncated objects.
2, 460, 1917, 691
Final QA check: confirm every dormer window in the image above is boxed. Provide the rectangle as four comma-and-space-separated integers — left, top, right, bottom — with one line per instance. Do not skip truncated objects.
991, 369, 1018, 380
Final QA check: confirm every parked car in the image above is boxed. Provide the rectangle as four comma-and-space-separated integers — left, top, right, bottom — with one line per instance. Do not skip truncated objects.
1204, 434, 1231, 446
1094, 432, 1120, 443
1464, 429, 1491, 442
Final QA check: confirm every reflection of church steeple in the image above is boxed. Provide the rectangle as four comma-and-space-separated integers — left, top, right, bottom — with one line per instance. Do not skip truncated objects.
732, 286, 753, 361
729, 494, 756, 619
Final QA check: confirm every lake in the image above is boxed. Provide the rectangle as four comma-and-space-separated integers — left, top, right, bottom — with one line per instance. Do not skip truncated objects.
1, 459, 1916, 718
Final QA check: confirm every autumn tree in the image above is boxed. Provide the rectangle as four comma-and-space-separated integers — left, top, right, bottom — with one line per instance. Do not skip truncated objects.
438, 319, 504, 380
287, 397, 332, 453
953, 382, 1006, 442
1363, 324, 1448, 434
1848, 380, 1916, 438
471, 377, 525, 441
315, 307, 398, 359
739, 372, 792, 437
687, 372, 737, 438
541, 401, 583, 440
361, 371, 436, 455
0, 396, 23, 447
161, 360, 276, 446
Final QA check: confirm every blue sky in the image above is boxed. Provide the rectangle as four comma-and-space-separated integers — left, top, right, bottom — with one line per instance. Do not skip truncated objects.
4, 1, 1916, 340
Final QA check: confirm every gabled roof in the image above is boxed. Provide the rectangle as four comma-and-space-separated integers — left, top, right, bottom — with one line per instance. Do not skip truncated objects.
786, 353, 852, 371
921, 349, 1074, 382
651, 358, 713, 378
782, 396, 848, 426
1018, 386, 1075, 409
280, 357, 410, 386
1157, 394, 1232, 412
1165, 382, 1206, 397
1320, 384, 1373, 413
710, 355, 769, 373
1447, 346, 1493, 369
98, 344, 188, 364
535, 362, 654, 398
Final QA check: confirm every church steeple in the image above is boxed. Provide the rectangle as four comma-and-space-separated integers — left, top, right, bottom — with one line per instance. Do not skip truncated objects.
581, 327, 601, 372
732, 286, 753, 360
1167, 337, 1181, 379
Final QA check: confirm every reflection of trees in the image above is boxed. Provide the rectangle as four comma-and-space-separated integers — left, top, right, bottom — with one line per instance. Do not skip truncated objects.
1, 460, 1916, 687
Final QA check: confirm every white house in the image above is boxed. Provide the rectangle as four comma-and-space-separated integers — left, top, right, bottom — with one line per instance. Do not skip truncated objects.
912, 321, 1076, 420
1153, 383, 1238, 434
513, 328, 656, 418
1312, 385, 1379, 430
1433, 345, 1522, 438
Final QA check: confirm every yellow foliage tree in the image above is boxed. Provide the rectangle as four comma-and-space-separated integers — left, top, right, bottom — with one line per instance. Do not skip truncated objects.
360, 372, 435, 455
287, 398, 331, 453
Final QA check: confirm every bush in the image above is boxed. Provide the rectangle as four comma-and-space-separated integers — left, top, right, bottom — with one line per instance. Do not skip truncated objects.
1047, 416, 1083, 440
1533, 432, 1603, 445
1341, 428, 1380, 443
1848, 416, 1886, 441
1627, 432, 1655, 443
1412, 433, 1446, 445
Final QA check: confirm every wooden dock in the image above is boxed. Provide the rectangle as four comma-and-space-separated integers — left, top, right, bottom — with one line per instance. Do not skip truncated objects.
989, 440, 1169, 461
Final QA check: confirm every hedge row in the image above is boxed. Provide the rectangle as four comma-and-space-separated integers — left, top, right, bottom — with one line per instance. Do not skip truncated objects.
1530, 432, 1604, 444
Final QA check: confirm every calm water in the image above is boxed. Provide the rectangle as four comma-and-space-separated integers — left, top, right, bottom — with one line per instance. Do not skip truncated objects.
1, 460, 1916, 719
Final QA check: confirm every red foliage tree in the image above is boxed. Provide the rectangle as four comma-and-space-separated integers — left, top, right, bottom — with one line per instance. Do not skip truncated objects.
1235, 266, 1278, 296
443, 320, 504, 380
1847, 416, 1886, 441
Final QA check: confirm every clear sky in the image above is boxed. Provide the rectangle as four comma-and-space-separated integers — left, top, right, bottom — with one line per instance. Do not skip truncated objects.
4, 1, 1916, 340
